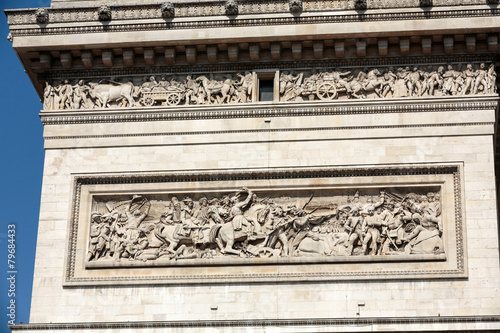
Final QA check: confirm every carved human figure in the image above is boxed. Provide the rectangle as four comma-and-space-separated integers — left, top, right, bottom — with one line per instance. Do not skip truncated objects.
361, 207, 386, 255
86, 213, 113, 261
359, 191, 385, 214
280, 71, 303, 101
407, 67, 423, 97
180, 196, 197, 237
43, 82, 55, 110
332, 68, 352, 89
286, 207, 310, 253
381, 67, 397, 97
460, 64, 476, 95
419, 70, 430, 96
72, 80, 89, 109
191, 197, 215, 244
157, 76, 170, 91
300, 70, 320, 100
110, 213, 127, 259
230, 187, 254, 235
236, 71, 253, 103
356, 68, 368, 84
56, 79, 73, 109
295, 226, 334, 256
427, 66, 444, 96
140, 76, 157, 93
170, 244, 199, 260
116, 227, 150, 261
266, 205, 290, 256
487, 64, 497, 94
344, 68, 384, 98
473, 63, 488, 95
393, 67, 409, 97
125, 195, 151, 229
380, 203, 405, 255
430, 193, 441, 217
403, 212, 444, 255
183, 75, 198, 105
221, 74, 237, 104
345, 207, 364, 255
329, 208, 350, 250
442, 65, 461, 95
169, 76, 183, 91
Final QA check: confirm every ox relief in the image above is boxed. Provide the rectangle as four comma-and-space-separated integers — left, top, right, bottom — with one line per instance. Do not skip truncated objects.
86, 187, 444, 266
43, 62, 497, 111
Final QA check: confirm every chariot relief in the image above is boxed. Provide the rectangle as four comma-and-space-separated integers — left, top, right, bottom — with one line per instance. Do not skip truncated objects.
43, 63, 496, 110
86, 187, 444, 265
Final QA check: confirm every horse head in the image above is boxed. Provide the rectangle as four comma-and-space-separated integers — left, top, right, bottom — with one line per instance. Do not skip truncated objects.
207, 206, 226, 224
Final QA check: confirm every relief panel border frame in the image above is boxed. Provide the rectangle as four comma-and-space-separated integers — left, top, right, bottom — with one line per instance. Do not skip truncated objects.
63, 163, 467, 286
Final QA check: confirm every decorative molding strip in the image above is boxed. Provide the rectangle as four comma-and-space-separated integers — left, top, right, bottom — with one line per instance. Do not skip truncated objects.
8, 315, 500, 331
6, 1, 497, 26
6, 1, 344, 25
8, 8, 500, 37
40, 98, 499, 125
44, 122, 495, 141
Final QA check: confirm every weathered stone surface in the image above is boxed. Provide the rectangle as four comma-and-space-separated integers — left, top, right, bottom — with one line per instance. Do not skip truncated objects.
5, 0, 500, 331
41, 63, 497, 110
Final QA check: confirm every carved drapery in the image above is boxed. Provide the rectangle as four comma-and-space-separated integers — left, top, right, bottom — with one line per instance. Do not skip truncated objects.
42, 63, 497, 111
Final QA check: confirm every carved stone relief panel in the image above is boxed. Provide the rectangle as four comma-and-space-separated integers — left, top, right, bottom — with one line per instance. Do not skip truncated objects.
86, 187, 444, 267
42, 63, 496, 111
279, 63, 497, 102
65, 164, 466, 286
43, 71, 254, 110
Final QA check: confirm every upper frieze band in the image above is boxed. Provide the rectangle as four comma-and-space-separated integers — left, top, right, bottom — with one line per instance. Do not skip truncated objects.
5, 0, 499, 27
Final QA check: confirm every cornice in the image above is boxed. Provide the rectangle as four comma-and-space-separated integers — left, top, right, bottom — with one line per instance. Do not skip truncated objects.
8, 315, 500, 331
7, 7, 500, 37
5, 2, 499, 28
43, 54, 497, 79
39, 95, 499, 125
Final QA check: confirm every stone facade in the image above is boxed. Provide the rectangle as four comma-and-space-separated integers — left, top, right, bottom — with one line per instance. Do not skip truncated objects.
6, 0, 500, 332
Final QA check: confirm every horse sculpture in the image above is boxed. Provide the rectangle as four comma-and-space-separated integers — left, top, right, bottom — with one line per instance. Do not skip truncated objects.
209, 204, 269, 256
154, 206, 225, 255
196, 75, 235, 104
345, 69, 385, 99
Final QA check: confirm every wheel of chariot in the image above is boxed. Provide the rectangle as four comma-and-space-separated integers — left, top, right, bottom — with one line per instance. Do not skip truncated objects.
316, 82, 338, 100
143, 96, 154, 106
257, 247, 274, 258
166, 92, 181, 106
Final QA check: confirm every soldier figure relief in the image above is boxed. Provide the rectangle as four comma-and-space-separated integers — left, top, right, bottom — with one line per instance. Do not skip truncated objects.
44, 63, 497, 110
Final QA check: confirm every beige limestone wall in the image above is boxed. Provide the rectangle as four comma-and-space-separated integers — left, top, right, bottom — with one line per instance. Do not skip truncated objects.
30, 122, 500, 323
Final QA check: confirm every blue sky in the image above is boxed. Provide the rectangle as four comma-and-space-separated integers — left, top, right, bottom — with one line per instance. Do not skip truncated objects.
1, 0, 51, 327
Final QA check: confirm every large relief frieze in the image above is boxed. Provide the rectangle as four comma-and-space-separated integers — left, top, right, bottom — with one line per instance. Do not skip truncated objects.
86, 187, 444, 268
43, 62, 497, 111
65, 164, 466, 285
